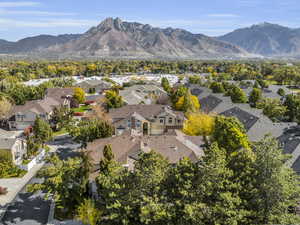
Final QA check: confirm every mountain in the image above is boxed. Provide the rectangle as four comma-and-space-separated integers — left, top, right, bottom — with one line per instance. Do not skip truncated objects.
0, 34, 81, 54
43, 17, 249, 59
218, 22, 300, 56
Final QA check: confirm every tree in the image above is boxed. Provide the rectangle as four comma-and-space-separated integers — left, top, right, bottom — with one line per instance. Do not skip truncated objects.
76, 199, 101, 225
32, 117, 53, 144
175, 89, 200, 113
249, 88, 262, 107
228, 85, 248, 103
28, 154, 90, 219
73, 87, 86, 104
183, 113, 215, 145
198, 143, 242, 225
99, 144, 114, 175
251, 136, 300, 224
277, 88, 286, 97
0, 97, 13, 120
68, 119, 113, 148
161, 77, 171, 93
210, 81, 225, 93
213, 116, 250, 152
51, 106, 73, 131
258, 98, 287, 121
105, 90, 124, 110
284, 94, 300, 122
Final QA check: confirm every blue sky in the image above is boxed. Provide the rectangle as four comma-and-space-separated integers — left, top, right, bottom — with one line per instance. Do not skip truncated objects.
0, 0, 299, 41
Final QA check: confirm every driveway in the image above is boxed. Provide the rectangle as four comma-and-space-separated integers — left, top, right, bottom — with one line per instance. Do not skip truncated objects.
1, 178, 51, 225
47, 135, 81, 160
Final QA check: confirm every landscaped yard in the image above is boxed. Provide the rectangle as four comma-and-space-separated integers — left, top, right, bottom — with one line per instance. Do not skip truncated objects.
53, 128, 68, 137
72, 105, 92, 113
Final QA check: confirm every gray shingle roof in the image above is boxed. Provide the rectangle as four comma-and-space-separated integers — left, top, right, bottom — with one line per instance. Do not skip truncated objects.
221, 107, 259, 131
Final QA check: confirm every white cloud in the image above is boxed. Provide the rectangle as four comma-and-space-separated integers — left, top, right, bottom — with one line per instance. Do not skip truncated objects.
207, 14, 239, 18
0, 18, 98, 28
0, 9, 77, 16
0, 1, 40, 8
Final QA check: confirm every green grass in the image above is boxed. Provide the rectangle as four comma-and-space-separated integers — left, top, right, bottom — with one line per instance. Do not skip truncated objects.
72, 105, 92, 113
289, 88, 300, 93
53, 128, 68, 136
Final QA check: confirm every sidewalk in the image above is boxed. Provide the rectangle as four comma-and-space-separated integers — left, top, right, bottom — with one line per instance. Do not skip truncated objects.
0, 144, 57, 220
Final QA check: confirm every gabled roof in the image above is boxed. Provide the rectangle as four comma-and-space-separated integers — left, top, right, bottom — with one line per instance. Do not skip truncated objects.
221, 107, 259, 131
86, 131, 203, 166
10, 88, 73, 115
109, 105, 184, 122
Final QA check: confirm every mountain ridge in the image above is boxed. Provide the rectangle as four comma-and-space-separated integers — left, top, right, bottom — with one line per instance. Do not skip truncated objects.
218, 22, 300, 57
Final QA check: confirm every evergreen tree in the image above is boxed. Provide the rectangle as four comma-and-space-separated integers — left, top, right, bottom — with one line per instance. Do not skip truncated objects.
249, 88, 262, 107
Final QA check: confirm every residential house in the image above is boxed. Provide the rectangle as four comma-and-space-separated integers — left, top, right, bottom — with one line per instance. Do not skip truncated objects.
77, 80, 112, 94
190, 85, 293, 141
8, 88, 73, 130
109, 105, 185, 135
0, 129, 26, 165
86, 130, 204, 170
119, 85, 167, 105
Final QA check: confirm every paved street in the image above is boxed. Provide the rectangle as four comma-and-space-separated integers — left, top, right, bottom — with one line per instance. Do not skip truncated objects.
0, 178, 50, 225
1, 135, 80, 225
47, 135, 81, 160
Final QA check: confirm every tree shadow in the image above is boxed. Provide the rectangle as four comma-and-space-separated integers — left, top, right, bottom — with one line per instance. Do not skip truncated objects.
1, 191, 51, 225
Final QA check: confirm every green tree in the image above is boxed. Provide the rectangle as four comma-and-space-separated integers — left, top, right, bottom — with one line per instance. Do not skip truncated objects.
251, 136, 300, 224
249, 88, 262, 107
161, 77, 171, 93
277, 88, 285, 96
32, 117, 53, 144
68, 119, 113, 148
228, 85, 248, 103
28, 154, 91, 218
76, 199, 101, 225
258, 98, 287, 121
213, 116, 250, 152
51, 106, 73, 131
284, 94, 300, 122
210, 81, 225, 93
105, 90, 124, 110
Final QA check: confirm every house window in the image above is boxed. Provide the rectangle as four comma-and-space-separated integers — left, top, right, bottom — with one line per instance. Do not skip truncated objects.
177, 119, 181, 123
136, 120, 141, 128
168, 118, 173, 124
160, 119, 164, 124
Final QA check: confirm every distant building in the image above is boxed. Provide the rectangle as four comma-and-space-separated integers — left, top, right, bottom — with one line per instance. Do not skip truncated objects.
76, 80, 112, 94
119, 85, 167, 105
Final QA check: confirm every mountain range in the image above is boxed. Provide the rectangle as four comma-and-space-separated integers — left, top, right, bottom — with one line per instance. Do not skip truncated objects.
1, 18, 300, 59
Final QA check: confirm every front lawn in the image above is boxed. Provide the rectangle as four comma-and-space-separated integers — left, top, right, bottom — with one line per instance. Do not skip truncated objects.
72, 105, 92, 113
53, 128, 68, 137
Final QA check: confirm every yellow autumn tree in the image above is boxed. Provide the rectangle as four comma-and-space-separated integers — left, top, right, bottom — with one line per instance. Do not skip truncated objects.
175, 90, 200, 112
73, 87, 86, 104
183, 113, 215, 145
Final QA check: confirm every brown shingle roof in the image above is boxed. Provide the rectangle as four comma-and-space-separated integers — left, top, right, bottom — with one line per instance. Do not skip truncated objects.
109, 105, 184, 121
85, 131, 201, 166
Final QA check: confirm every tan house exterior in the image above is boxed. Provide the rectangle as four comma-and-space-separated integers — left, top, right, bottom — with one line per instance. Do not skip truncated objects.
109, 105, 184, 136
0, 129, 26, 165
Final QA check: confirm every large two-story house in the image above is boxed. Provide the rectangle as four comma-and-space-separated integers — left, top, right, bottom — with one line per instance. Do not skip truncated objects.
8, 88, 73, 130
109, 105, 185, 135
